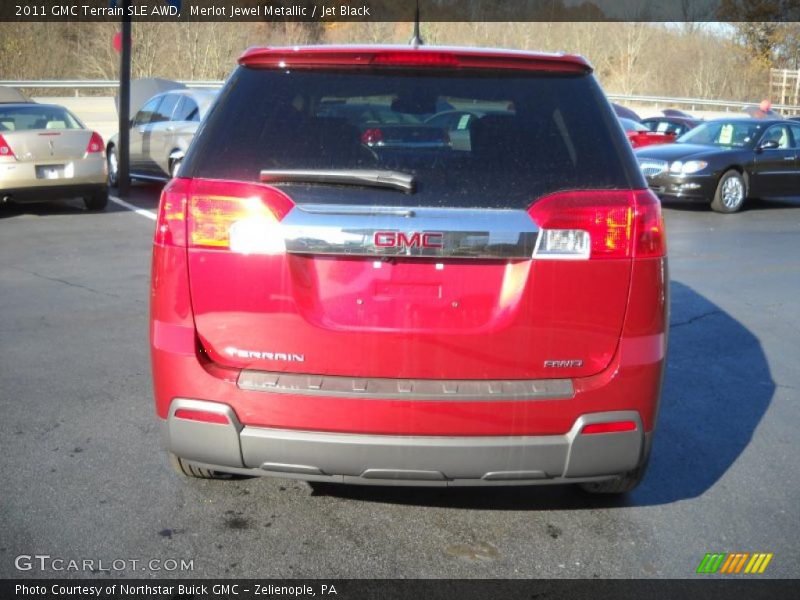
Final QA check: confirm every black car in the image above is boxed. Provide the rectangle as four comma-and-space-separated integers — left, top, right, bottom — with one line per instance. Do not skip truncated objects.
635, 118, 800, 213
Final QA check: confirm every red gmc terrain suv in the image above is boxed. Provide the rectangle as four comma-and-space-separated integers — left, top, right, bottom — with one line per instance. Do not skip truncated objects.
151, 46, 667, 493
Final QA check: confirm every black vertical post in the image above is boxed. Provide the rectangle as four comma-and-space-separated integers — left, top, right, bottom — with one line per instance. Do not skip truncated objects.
118, 1, 132, 197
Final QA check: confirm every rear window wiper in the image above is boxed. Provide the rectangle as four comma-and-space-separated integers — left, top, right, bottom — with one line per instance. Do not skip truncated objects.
260, 169, 416, 194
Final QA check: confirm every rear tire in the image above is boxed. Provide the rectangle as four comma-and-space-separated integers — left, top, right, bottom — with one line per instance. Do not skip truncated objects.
84, 190, 108, 212
168, 453, 241, 480
579, 444, 651, 495
711, 169, 746, 213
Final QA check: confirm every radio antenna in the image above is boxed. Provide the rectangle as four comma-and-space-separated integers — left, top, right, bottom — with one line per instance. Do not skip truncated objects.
409, 0, 424, 46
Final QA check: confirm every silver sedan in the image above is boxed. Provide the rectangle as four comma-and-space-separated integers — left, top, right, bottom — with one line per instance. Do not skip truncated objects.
106, 89, 217, 185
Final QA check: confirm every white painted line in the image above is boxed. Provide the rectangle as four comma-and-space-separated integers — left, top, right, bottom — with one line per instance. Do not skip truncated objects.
109, 195, 157, 221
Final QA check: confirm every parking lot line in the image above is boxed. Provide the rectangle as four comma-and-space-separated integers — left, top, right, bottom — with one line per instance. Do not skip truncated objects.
109, 195, 157, 220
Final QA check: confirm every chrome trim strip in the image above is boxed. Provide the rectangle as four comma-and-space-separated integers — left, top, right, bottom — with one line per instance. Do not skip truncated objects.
280, 204, 539, 259
298, 205, 416, 217
238, 370, 573, 401
638, 158, 668, 178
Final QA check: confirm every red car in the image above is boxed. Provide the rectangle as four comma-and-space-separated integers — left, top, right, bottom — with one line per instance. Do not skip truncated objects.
151, 46, 667, 493
620, 117, 677, 148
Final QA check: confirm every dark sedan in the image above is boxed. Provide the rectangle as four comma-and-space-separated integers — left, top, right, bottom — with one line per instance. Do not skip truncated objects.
635, 118, 800, 213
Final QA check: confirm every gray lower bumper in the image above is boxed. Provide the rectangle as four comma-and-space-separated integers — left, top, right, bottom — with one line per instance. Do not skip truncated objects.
165, 399, 646, 486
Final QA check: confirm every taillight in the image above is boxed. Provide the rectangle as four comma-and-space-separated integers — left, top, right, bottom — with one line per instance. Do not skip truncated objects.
155, 178, 295, 253
528, 190, 665, 260
631, 189, 666, 258
155, 178, 189, 247
85, 131, 104, 154
581, 421, 637, 435
361, 128, 384, 145
0, 134, 16, 160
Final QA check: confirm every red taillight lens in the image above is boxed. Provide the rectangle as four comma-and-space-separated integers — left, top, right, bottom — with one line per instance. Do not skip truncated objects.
528, 190, 665, 260
155, 178, 189, 247
631, 189, 666, 258
0, 134, 16, 159
361, 128, 384, 145
581, 421, 637, 434
155, 178, 295, 251
173, 408, 229, 425
85, 131, 104, 154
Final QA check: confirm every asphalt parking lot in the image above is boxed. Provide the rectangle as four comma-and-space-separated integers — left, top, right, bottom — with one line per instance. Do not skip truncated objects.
1, 188, 798, 579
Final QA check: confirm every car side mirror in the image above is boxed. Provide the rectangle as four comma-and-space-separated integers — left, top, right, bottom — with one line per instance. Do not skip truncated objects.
759, 139, 780, 151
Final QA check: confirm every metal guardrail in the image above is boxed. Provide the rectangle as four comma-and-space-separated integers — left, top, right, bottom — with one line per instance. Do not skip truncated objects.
0, 79, 224, 90
606, 93, 800, 113
3, 80, 800, 112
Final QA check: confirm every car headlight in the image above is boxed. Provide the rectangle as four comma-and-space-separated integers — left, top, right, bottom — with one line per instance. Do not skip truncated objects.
670, 160, 708, 174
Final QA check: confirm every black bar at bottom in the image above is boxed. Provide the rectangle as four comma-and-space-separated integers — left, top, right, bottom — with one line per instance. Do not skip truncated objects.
2, 579, 798, 600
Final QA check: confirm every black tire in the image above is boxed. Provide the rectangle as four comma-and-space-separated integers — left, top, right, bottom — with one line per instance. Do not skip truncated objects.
107, 145, 119, 188
84, 189, 108, 212
168, 453, 241, 480
711, 169, 746, 213
579, 444, 651, 495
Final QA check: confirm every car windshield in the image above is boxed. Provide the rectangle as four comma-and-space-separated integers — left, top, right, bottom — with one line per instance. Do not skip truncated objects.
0, 105, 82, 132
186, 67, 638, 209
677, 121, 761, 147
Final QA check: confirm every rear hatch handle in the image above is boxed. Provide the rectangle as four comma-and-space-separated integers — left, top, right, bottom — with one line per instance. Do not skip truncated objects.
260, 169, 416, 194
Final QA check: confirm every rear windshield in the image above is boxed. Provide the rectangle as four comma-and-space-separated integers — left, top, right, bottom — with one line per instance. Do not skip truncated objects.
184, 66, 640, 208
0, 105, 83, 132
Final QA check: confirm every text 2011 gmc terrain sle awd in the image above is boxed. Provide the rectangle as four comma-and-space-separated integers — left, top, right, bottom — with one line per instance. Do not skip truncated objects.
150, 46, 667, 493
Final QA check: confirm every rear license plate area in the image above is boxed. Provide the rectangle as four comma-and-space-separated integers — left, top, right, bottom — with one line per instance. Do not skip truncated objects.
36, 164, 66, 179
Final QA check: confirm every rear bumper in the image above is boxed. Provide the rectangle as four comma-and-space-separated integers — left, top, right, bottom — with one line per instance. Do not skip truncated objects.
1, 183, 107, 202
151, 245, 667, 485
0, 155, 106, 202
163, 399, 648, 486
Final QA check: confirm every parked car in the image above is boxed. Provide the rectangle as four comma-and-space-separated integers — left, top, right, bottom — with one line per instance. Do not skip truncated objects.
636, 118, 800, 213
424, 108, 514, 151
0, 86, 32, 104
106, 88, 217, 186
641, 114, 700, 138
612, 103, 641, 122
620, 117, 677, 148
0, 102, 107, 210
152, 45, 667, 494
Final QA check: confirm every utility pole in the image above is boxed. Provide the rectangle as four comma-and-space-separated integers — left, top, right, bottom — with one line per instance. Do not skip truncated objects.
118, 0, 132, 197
